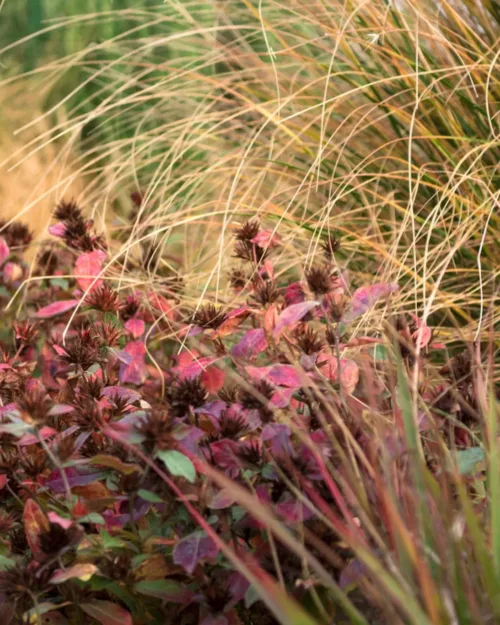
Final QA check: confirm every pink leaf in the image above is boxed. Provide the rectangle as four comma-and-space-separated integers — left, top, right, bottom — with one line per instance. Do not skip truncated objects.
247, 364, 307, 388
50, 563, 98, 584
317, 353, 359, 394
178, 357, 219, 380
3, 261, 23, 284
47, 512, 74, 530
35, 299, 80, 319
0, 237, 9, 264
101, 386, 141, 403
342, 282, 399, 323
81, 601, 132, 625
339, 359, 359, 394
74, 249, 107, 291
232, 328, 268, 359
251, 230, 281, 248
409, 314, 432, 349
48, 222, 67, 238
124, 318, 145, 339
273, 301, 318, 338
17, 426, 56, 447
119, 341, 147, 386
173, 531, 219, 574
0, 474, 7, 490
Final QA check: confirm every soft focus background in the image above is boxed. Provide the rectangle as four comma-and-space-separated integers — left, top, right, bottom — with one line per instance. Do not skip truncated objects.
0, 0, 498, 341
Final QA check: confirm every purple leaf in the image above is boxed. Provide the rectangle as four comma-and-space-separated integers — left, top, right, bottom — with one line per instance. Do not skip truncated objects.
194, 401, 226, 418
342, 283, 399, 323
339, 559, 366, 590
119, 341, 147, 386
262, 423, 292, 456
232, 328, 267, 359
276, 497, 314, 523
45, 468, 107, 493
273, 301, 318, 337
173, 531, 219, 574
35, 299, 80, 319
174, 425, 206, 455
227, 572, 250, 606
208, 488, 236, 510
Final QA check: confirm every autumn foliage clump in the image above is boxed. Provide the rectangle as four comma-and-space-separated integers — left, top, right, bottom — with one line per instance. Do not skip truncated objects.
0, 203, 497, 625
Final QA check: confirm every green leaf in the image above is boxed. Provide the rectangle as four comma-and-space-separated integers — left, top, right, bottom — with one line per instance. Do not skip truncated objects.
156, 450, 196, 483
134, 579, 191, 601
456, 447, 485, 475
78, 512, 106, 525
137, 489, 163, 503
0, 555, 15, 570
101, 531, 125, 550
50, 277, 70, 289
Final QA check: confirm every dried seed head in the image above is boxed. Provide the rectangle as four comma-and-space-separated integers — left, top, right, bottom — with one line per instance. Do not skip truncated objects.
294, 325, 324, 355
228, 267, 248, 292
192, 304, 228, 330
166, 377, 208, 418
121, 294, 141, 321
136, 409, 174, 453
54, 199, 83, 222
218, 412, 249, 440
13, 320, 39, 347
306, 266, 333, 296
250, 280, 280, 306
235, 219, 260, 242
0, 220, 33, 250
85, 283, 123, 312
321, 231, 341, 260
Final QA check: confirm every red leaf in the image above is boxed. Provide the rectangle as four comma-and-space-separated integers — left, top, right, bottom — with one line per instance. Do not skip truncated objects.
124, 318, 145, 339
0, 237, 10, 264
81, 601, 132, 625
273, 301, 318, 338
232, 328, 267, 359
23, 499, 50, 562
0, 474, 7, 490
74, 249, 107, 291
342, 282, 399, 323
148, 291, 175, 319
35, 299, 80, 319
202, 366, 225, 393
173, 531, 219, 574
119, 341, 147, 386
